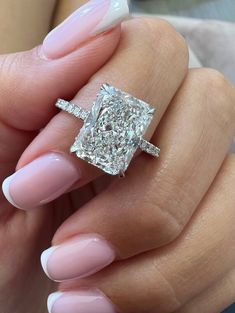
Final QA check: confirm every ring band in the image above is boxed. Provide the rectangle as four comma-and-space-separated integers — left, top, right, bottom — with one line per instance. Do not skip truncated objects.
55, 84, 160, 176
56, 98, 160, 158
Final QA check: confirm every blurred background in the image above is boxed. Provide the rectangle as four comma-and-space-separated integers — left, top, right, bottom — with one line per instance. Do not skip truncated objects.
1, 0, 234, 54
131, 0, 235, 21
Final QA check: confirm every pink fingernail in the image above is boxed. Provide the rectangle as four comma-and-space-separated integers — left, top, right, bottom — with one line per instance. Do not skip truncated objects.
2, 153, 80, 210
42, 0, 129, 59
47, 290, 117, 313
40, 234, 116, 281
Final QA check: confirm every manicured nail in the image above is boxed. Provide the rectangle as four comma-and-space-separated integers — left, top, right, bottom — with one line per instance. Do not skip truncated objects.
2, 153, 80, 210
47, 290, 116, 313
42, 0, 130, 59
41, 234, 115, 281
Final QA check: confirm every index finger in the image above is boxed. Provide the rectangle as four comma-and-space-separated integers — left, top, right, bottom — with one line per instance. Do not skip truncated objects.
3, 17, 189, 210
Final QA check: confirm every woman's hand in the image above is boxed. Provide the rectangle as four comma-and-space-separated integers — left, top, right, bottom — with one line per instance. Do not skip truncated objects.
1, 6, 235, 313
0, 1, 125, 311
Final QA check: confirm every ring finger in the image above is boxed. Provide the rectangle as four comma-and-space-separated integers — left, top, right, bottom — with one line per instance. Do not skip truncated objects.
2, 17, 189, 210
40, 67, 235, 283
50, 154, 235, 313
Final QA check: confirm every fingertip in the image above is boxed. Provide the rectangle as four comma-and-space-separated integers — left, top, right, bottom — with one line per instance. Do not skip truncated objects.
2, 174, 24, 210
40, 246, 58, 279
47, 292, 64, 313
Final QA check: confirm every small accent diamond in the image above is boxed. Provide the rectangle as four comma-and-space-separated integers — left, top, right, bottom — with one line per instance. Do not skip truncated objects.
55, 99, 89, 121
139, 138, 160, 157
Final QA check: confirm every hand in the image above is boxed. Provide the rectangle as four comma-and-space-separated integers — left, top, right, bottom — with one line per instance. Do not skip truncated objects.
2, 7, 235, 313
0, 0, 124, 311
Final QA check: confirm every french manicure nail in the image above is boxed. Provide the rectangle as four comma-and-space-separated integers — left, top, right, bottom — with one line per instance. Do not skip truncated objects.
2, 153, 80, 210
41, 234, 116, 281
47, 290, 116, 313
42, 0, 130, 59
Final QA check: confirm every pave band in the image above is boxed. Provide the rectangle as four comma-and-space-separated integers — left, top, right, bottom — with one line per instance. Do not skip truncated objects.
56, 99, 89, 121
56, 98, 160, 158
55, 84, 160, 176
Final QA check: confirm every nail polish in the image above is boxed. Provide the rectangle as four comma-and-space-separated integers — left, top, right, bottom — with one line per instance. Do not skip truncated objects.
42, 0, 129, 59
47, 290, 116, 313
2, 153, 80, 210
41, 234, 115, 281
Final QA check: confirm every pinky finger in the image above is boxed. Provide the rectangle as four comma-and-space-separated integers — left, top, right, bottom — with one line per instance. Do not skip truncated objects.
175, 268, 235, 313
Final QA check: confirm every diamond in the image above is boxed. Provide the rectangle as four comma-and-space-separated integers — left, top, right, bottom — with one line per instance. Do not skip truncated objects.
67, 103, 74, 113
139, 139, 160, 157
71, 84, 155, 175
56, 99, 69, 110
56, 99, 89, 120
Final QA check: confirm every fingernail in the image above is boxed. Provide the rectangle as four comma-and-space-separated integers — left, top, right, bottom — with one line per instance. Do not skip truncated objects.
47, 290, 116, 313
2, 153, 80, 210
40, 234, 115, 281
42, 0, 129, 59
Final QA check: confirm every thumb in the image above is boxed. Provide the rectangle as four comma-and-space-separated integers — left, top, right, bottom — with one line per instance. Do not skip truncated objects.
0, 0, 129, 131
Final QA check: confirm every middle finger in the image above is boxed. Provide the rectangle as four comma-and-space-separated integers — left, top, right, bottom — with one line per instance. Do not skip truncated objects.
46, 68, 235, 281
9, 17, 188, 210
55, 154, 235, 313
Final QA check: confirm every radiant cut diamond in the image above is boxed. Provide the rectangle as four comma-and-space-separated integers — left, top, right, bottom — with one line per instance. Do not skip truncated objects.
71, 84, 155, 175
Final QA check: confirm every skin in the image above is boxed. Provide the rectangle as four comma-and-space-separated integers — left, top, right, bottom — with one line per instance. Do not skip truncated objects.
0, 7, 235, 313
0, 0, 56, 54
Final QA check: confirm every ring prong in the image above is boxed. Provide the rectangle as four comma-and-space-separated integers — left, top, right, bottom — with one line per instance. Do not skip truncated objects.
118, 170, 125, 178
148, 107, 156, 115
101, 83, 111, 92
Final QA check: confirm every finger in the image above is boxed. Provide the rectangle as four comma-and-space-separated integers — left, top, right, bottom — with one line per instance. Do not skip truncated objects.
175, 268, 235, 313
0, 0, 126, 131
0, 0, 123, 168
48, 68, 235, 261
7, 17, 189, 210
50, 154, 235, 313
0, 15, 119, 192
1, 0, 128, 205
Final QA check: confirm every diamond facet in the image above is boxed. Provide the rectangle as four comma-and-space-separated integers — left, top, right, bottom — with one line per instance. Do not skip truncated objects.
71, 84, 155, 175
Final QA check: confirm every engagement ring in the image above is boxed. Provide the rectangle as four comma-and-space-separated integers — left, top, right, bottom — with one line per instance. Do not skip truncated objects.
56, 83, 160, 176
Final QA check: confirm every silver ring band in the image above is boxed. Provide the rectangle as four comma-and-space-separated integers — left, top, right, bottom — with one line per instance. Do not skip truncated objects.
56, 99, 89, 121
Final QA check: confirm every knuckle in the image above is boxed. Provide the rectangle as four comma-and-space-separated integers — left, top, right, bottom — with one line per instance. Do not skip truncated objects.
0, 54, 16, 89
0, 51, 31, 97
150, 260, 182, 312
187, 68, 235, 129
196, 68, 229, 90
160, 20, 188, 58
143, 193, 187, 246
128, 17, 189, 68
156, 18, 189, 68
141, 168, 198, 247
0, 54, 20, 118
